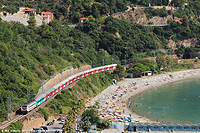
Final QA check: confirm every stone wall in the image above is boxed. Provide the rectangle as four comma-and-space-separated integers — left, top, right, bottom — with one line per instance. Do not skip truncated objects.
37, 65, 92, 96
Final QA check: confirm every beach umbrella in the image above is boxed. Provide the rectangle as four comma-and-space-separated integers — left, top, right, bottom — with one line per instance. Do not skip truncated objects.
124, 118, 130, 122
128, 116, 133, 120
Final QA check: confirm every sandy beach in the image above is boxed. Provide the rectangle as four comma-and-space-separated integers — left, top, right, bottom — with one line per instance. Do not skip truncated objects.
89, 69, 200, 125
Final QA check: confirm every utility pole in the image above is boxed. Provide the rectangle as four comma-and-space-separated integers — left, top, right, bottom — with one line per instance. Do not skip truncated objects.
7, 97, 11, 120
86, 117, 90, 133
125, 55, 126, 65
154, 50, 156, 72
103, 59, 104, 66
27, 87, 30, 100
112, 57, 113, 64
60, 70, 62, 82
27, 87, 36, 100
42, 80, 44, 93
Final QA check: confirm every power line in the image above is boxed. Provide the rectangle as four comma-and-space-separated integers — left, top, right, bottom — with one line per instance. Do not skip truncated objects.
7, 97, 11, 120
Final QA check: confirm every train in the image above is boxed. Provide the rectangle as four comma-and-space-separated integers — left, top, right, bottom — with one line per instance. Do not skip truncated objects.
21, 64, 117, 112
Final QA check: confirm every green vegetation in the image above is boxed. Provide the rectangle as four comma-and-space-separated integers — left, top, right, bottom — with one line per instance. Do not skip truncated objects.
38, 108, 49, 121
8, 120, 23, 131
113, 64, 126, 79
0, 0, 200, 125
0, 0, 127, 22
144, 7, 169, 19
81, 107, 111, 131
46, 72, 114, 132
0, 11, 200, 121
126, 57, 194, 74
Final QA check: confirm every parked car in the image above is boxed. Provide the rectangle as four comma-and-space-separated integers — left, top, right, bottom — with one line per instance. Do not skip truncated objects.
47, 122, 51, 126
60, 120, 65, 124
40, 126, 48, 131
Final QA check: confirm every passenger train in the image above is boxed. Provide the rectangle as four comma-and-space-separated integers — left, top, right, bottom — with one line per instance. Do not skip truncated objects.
21, 64, 117, 112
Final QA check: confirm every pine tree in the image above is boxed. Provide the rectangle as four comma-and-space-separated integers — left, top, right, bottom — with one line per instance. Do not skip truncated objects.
27, 14, 36, 29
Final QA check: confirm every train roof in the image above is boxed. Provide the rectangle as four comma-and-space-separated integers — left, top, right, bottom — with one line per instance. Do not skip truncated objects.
35, 93, 46, 101
35, 64, 117, 101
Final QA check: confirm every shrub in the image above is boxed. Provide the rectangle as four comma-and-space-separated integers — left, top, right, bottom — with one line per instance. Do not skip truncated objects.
9, 120, 23, 130
38, 108, 49, 121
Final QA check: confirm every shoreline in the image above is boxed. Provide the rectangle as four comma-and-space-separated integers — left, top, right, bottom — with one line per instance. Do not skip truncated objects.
90, 69, 200, 124
127, 72, 200, 124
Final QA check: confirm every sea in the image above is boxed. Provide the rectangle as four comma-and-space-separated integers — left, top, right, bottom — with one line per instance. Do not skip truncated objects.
132, 78, 200, 124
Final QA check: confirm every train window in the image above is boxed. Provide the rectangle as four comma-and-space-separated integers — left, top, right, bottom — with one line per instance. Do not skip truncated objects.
30, 103, 35, 107
22, 106, 27, 110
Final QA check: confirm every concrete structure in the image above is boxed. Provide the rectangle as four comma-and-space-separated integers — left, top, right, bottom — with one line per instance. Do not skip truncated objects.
0, 7, 43, 26
141, 71, 152, 76
41, 12, 53, 23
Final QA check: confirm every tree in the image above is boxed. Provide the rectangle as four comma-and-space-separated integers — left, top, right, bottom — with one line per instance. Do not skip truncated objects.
27, 15, 36, 30
181, 15, 188, 27
156, 53, 166, 70
112, 64, 126, 79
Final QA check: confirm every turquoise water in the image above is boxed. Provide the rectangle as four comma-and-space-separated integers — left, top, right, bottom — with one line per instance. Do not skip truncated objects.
132, 78, 200, 124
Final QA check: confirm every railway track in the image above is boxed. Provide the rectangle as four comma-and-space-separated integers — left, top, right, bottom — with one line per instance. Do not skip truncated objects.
0, 64, 117, 129
0, 115, 24, 129
0, 81, 77, 130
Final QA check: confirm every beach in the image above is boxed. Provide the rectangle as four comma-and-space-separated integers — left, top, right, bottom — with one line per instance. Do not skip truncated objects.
89, 69, 200, 125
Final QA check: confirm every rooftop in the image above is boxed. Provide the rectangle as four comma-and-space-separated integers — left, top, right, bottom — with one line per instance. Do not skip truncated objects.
79, 17, 88, 20
25, 8, 36, 11
42, 12, 53, 15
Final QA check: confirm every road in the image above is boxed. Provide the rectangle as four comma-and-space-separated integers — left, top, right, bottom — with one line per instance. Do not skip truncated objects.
46, 120, 63, 132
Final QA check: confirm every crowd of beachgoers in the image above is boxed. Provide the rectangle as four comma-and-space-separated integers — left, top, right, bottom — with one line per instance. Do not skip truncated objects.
90, 69, 200, 125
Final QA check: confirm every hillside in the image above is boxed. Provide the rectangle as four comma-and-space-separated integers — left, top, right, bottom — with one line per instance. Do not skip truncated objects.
0, 19, 116, 121
1, 0, 200, 123
1, 0, 200, 23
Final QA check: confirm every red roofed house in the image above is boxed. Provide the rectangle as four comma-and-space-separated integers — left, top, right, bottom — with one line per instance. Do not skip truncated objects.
79, 18, 89, 23
41, 12, 54, 23
25, 8, 36, 16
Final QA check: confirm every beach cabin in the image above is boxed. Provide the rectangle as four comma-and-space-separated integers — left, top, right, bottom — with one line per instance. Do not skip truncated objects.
128, 123, 200, 132
141, 71, 152, 76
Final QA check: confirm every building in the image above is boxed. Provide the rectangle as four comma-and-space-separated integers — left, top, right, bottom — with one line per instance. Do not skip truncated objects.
41, 12, 54, 23
127, 123, 200, 132
25, 8, 36, 15
79, 18, 89, 23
